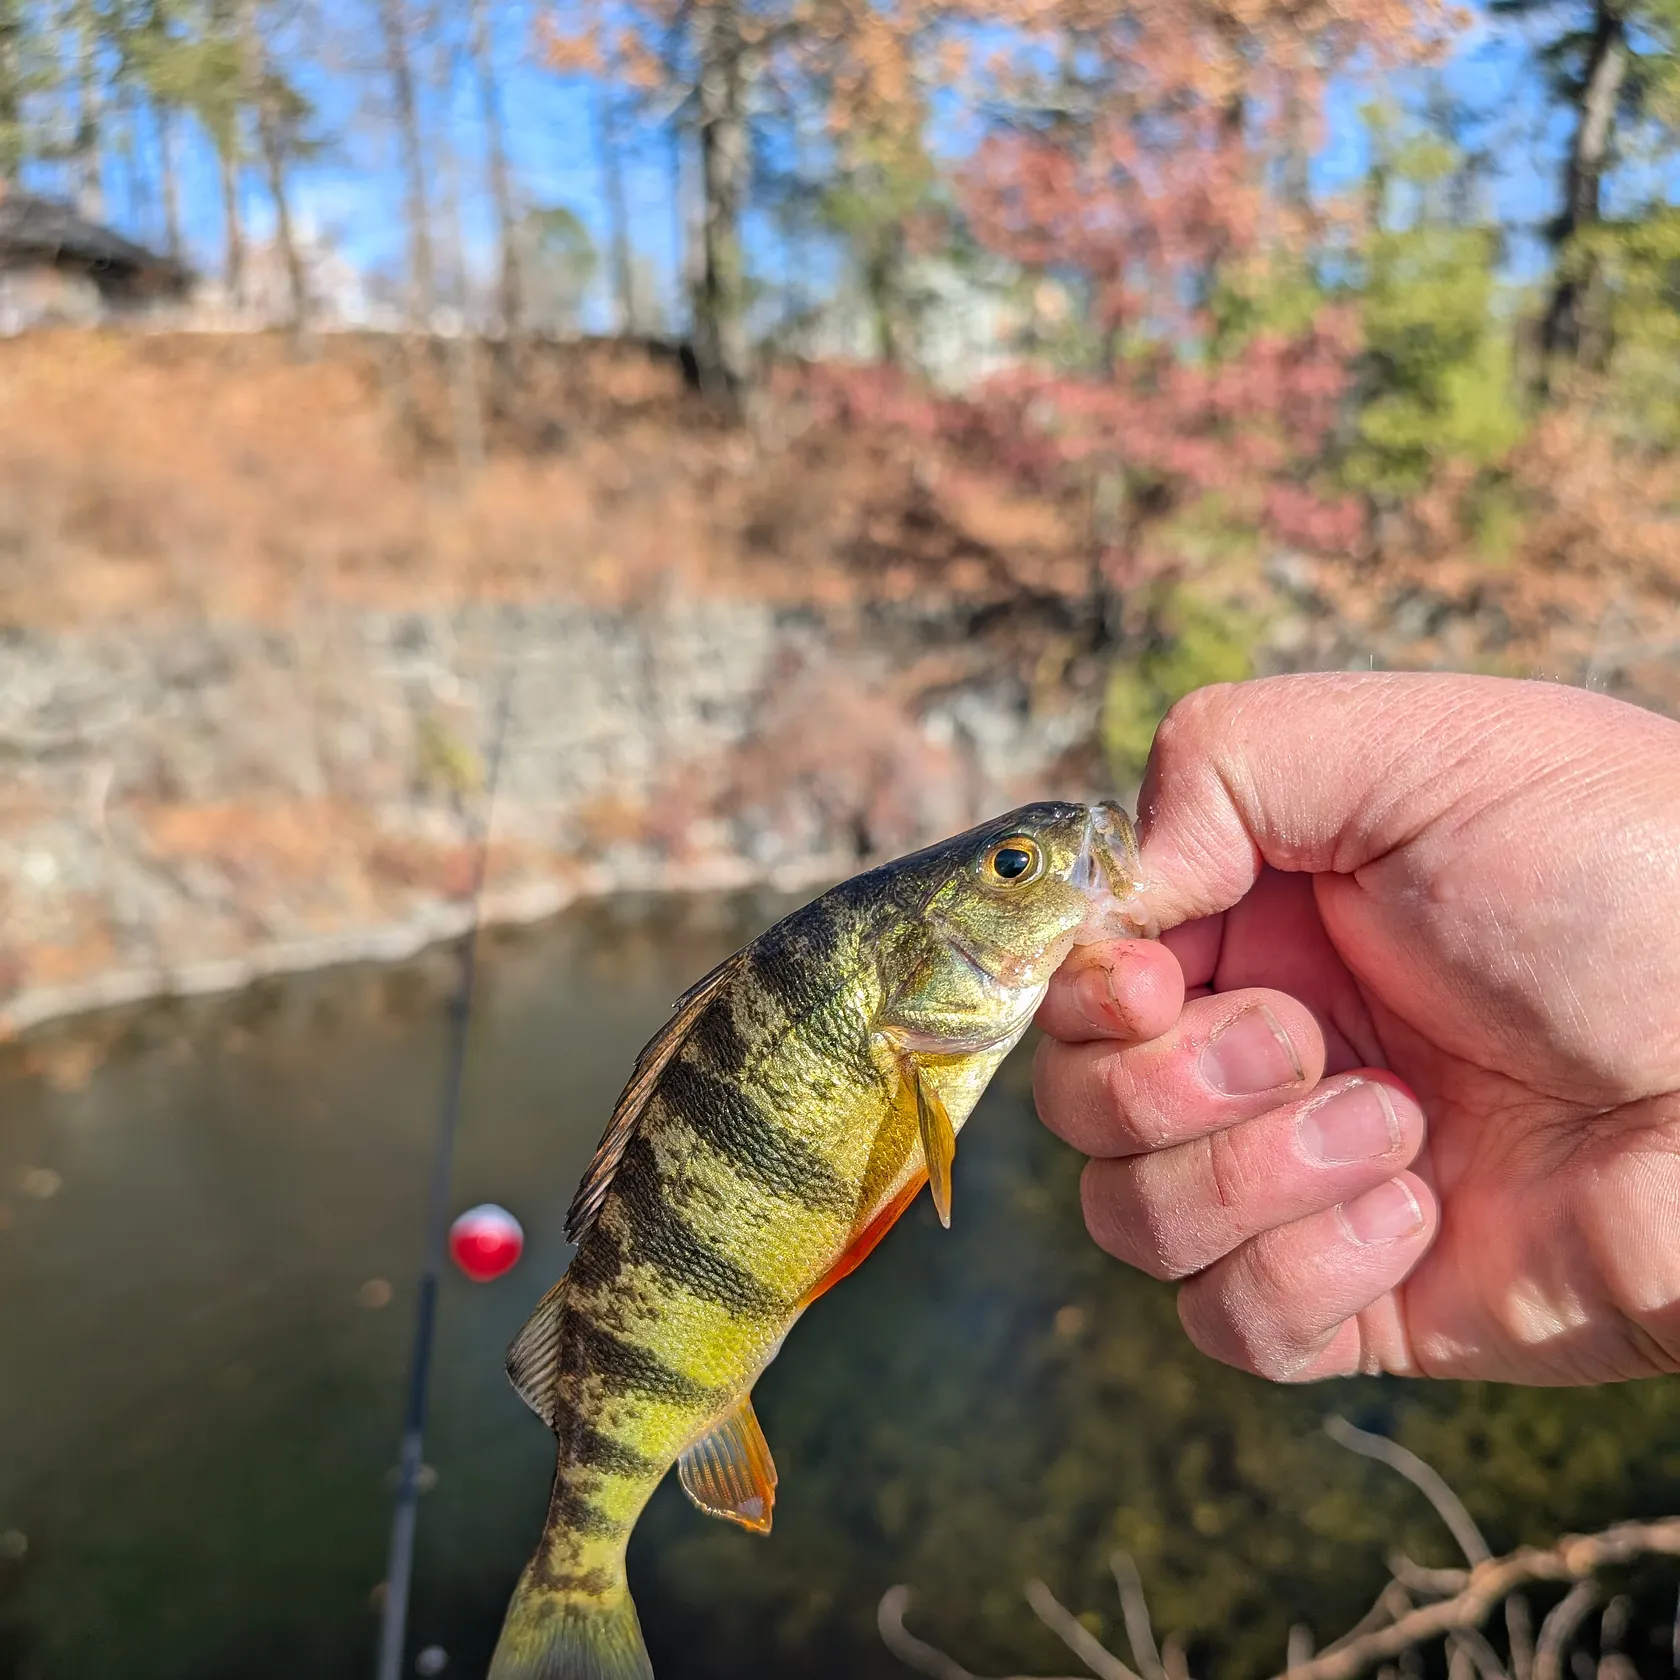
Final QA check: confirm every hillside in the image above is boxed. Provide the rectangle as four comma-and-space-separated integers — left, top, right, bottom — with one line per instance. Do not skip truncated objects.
1, 330, 1677, 1046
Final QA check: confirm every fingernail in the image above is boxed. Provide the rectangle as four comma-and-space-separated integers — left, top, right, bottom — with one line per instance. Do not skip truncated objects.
1200, 1005, 1303, 1096
1072, 965, 1125, 1035
1298, 1082, 1401, 1166
1339, 1179, 1423, 1246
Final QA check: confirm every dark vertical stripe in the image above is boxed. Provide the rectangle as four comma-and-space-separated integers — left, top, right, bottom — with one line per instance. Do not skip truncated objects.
552, 1396, 662, 1479
613, 1136, 787, 1319
559, 1310, 718, 1406
659, 1056, 853, 1214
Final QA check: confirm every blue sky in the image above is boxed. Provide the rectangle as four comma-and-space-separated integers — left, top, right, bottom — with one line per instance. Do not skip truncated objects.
21, 0, 1611, 322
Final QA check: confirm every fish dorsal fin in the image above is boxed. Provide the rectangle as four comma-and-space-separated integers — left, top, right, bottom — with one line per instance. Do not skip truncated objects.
677, 1396, 778, 1534
565, 949, 748, 1244
910, 1060, 956, 1230
506, 1279, 566, 1425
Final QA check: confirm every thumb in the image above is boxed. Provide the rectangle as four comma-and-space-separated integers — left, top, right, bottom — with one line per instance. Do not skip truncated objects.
1131, 671, 1561, 930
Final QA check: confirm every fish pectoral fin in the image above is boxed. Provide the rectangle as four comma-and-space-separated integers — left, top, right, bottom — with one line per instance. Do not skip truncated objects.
677, 1397, 779, 1535
506, 1280, 565, 1427
909, 1059, 957, 1230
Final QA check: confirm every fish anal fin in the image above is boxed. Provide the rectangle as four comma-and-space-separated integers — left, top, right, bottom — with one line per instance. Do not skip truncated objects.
910, 1059, 956, 1229
798, 1169, 927, 1309
566, 948, 748, 1243
677, 1397, 778, 1534
506, 1279, 566, 1426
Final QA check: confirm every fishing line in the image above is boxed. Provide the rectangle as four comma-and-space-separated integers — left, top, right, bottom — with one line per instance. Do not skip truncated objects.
375, 668, 515, 1680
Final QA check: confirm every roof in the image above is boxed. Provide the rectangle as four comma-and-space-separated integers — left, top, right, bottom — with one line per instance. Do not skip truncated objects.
0, 189, 191, 288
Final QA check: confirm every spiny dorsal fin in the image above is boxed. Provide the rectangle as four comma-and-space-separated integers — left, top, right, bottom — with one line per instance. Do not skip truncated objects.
506, 1278, 566, 1425
564, 948, 748, 1245
677, 1396, 778, 1534
911, 1060, 956, 1229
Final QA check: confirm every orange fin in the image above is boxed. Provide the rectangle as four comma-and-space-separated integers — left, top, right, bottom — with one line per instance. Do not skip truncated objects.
678, 1397, 778, 1534
911, 1061, 956, 1229
799, 1170, 927, 1309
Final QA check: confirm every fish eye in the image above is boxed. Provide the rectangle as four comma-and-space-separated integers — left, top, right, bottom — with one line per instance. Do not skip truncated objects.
984, 838, 1043, 886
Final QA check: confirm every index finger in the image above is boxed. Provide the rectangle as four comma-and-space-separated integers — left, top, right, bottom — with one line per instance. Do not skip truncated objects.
1036, 937, 1185, 1045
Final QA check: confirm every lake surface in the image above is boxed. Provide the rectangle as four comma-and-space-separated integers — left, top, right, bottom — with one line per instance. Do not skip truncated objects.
5, 893, 1680, 1680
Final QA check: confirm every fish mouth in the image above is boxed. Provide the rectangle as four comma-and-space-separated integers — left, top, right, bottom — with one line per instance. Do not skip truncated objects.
1070, 801, 1159, 943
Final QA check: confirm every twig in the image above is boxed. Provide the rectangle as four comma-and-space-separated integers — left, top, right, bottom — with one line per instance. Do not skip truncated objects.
1323, 1582, 1413, 1656
879, 1586, 985, 1680
877, 1587, 1087, 1680
882, 1522, 1680, 1680
1160, 1631, 1190, 1680
1110, 1553, 1166, 1680
1026, 1579, 1145, 1680
1507, 1594, 1536, 1680
1448, 1625, 1510, 1680
1325, 1418, 1492, 1565
1289, 1625, 1315, 1672
1534, 1582, 1599, 1680
1389, 1554, 1471, 1598
1275, 1522, 1680, 1680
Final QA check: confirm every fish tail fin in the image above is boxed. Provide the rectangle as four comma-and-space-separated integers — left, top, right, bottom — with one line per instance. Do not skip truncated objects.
487, 1557, 652, 1680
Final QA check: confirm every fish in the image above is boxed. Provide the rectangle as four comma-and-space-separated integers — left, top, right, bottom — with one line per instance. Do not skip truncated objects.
487, 800, 1154, 1680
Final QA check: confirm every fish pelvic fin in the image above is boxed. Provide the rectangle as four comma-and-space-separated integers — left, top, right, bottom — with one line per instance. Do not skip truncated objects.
910, 1060, 956, 1229
677, 1396, 778, 1534
487, 1560, 653, 1680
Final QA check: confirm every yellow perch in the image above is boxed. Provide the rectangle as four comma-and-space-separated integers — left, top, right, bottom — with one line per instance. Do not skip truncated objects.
488, 801, 1153, 1679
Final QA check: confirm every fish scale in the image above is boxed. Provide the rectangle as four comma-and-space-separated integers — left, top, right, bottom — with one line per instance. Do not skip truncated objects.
489, 801, 1153, 1680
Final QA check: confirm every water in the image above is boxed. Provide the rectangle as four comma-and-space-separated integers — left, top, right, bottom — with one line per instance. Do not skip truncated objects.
5, 894, 1680, 1680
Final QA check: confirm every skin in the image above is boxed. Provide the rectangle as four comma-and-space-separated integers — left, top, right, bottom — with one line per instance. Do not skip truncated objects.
1033, 672, 1680, 1385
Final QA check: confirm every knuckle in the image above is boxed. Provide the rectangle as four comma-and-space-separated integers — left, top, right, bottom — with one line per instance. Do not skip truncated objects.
1201, 1126, 1249, 1215
1081, 1162, 1185, 1281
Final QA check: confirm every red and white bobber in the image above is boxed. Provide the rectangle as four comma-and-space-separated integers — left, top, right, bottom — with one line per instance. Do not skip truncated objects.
448, 1203, 524, 1283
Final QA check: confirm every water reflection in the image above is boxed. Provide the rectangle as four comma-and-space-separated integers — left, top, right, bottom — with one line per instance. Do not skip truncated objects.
4, 894, 1679, 1680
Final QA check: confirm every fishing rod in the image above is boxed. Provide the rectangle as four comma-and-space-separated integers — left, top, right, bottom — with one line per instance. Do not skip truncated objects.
375, 672, 514, 1680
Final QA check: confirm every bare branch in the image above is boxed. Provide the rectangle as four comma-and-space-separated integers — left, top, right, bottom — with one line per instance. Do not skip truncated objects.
1161, 1631, 1191, 1680
878, 1586, 1088, 1680
1325, 1418, 1493, 1565
880, 1587, 982, 1680
1323, 1582, 1413, 1656
1110, 1553, 1167, 1680
1389, 1555, 1471, 1598
1026, 1579, 1145, 1680
1534, 1582, 1599, 1680
1508, 1595, 1536, 1680
1448, 1625, 1510, 1680
1270, 1521, 1680, 1680
1289, 1625, 1315, 1672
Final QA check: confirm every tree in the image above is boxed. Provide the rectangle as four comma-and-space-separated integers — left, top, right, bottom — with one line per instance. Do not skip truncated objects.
464, 0, 522, 336
376, 0, 436, 326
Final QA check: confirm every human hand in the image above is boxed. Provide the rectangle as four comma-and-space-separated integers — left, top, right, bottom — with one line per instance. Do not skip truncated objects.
1035, 673, 1680, 1384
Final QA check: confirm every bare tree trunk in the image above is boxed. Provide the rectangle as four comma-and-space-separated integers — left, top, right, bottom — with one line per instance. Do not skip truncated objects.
1543, 0, 1626, 365
376, 0, 435, 329
239, 0, 308, 338
158, 105, 182, 260
438, 139, 484, 484
257, 110, 308, 335
693, 0, 755, 403
73, 0, 103, 220
466, 0, 521, 339
219, 139, 245, 305
597, 83, 638, 335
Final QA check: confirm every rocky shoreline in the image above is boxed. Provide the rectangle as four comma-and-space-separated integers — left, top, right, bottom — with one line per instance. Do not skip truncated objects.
0, 595, 1105, 1039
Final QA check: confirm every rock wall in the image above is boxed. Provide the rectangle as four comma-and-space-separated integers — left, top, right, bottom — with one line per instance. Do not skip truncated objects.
0, 598, 1104, 1033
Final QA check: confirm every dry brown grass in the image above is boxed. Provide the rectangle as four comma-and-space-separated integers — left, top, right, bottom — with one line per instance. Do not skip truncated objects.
0, 330, 1087, 626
